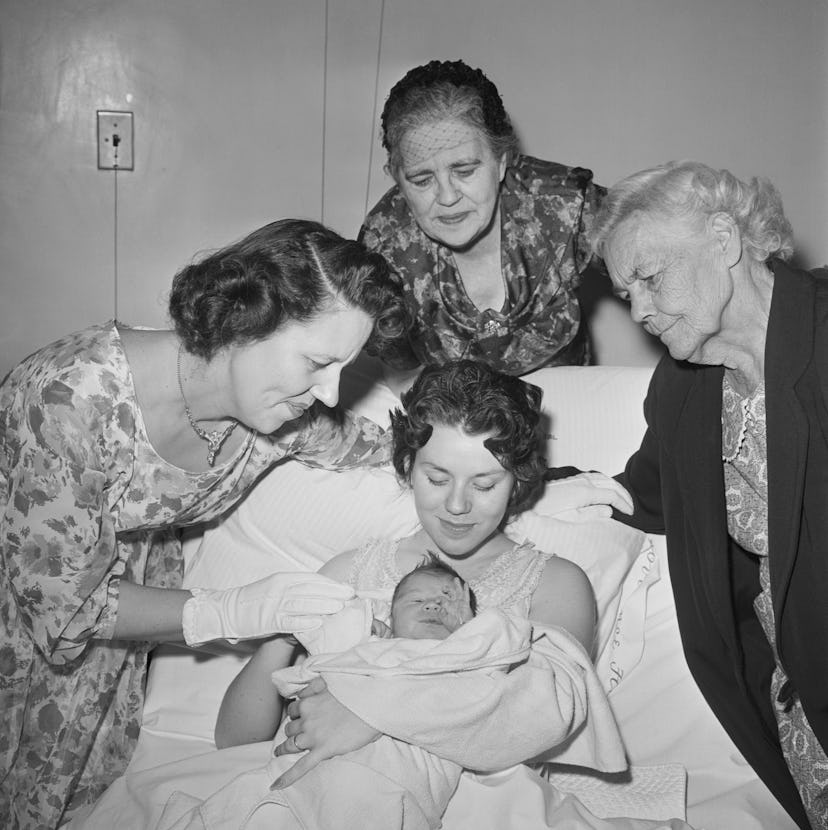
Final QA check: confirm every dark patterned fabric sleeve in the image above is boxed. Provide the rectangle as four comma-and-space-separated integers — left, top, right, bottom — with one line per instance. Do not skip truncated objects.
570, 167, 608, 279
358, 218, 422, 370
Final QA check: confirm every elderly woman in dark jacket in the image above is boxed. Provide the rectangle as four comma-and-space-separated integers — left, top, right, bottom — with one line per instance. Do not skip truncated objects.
590, 160, 828, 830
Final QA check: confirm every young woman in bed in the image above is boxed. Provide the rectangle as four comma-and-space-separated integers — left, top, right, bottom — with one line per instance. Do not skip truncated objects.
216, 361, 607, 779
0, 218, 409, 830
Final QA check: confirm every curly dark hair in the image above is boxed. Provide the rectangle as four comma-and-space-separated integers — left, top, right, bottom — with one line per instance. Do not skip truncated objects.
380, 59, 519, 173
390, 360, 546, 514
392, 552, 478, 616
168, 218, 405, 360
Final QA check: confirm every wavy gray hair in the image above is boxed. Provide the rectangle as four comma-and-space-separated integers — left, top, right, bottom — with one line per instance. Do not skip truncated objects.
590, 161, 794, 264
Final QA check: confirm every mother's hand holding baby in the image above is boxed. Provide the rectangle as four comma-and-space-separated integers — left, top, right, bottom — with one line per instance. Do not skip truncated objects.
272, 677, 381, 788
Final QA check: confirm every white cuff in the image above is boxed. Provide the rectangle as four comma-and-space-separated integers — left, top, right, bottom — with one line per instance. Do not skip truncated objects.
182, 588, 212, 647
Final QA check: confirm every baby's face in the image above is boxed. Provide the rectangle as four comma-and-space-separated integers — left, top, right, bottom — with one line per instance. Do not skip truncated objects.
390, 571, 474, 640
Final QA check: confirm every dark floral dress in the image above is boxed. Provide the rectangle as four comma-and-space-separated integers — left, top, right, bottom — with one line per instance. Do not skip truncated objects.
723, 375, 828, 828
0, 323, 388, 829
359, 155, 605, 375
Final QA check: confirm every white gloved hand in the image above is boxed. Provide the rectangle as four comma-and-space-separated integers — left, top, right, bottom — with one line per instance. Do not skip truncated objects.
182, 572, 355, 647
295, 597, 374, 656
533, 472, 634, 519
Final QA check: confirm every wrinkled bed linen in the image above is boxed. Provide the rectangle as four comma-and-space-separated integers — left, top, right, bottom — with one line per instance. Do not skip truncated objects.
68, 746, 694, 830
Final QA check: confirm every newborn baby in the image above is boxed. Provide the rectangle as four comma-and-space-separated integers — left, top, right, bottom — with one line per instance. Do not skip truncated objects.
374, 555, 477, 640
155, 559, 528, 830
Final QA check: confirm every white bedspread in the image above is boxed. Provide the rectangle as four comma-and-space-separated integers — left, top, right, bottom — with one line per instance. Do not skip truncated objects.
70, 614, 691, 830
69, 743, 694, 830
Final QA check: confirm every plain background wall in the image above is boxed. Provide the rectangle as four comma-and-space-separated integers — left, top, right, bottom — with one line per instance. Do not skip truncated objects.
2, 0, 827, 379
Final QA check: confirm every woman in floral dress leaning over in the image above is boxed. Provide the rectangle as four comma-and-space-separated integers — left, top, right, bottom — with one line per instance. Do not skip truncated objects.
0, 218, 404, 830
360, 58, 606, 386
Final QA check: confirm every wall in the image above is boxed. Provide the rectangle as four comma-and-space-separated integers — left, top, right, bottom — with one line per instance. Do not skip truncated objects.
2, 0, 827, 378
0, 0, 328, 375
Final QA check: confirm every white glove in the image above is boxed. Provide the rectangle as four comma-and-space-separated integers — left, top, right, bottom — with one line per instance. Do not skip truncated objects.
295, 597, 374, 656
533, 472, 634, 520
181, 572, 355, 647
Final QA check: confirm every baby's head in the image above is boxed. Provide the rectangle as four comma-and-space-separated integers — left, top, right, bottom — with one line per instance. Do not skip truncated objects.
389, 555, 477, 640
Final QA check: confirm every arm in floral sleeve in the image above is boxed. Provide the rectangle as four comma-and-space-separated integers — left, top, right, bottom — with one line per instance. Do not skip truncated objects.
266, 403, 393, 470
568, 166, 608, 284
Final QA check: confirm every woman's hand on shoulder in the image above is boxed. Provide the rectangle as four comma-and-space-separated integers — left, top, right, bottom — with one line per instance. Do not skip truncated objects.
530, 557, 597, 656
534, 471, 633, 520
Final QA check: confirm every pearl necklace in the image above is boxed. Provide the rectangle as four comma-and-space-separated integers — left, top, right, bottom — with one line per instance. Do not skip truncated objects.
176, 345, 238, 467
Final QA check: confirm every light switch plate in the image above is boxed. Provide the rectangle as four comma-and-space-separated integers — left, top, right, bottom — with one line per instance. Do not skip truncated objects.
97, 110, 134, 170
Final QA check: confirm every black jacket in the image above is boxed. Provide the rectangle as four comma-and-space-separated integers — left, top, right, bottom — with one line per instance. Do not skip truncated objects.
616, 261, 828, 830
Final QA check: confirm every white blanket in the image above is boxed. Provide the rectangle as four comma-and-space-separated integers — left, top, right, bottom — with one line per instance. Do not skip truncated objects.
157, 610, 532, 830
322, 618, 628, 774
73, 612, 654, 830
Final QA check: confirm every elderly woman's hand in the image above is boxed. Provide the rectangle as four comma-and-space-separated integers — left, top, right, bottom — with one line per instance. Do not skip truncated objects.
533, 471, 633, 520
271, 677, 381, 789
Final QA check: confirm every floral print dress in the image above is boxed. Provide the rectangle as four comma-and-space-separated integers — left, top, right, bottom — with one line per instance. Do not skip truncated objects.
722, 373, 828, 828
359, 155, 604, 375
0, 323, 387, 830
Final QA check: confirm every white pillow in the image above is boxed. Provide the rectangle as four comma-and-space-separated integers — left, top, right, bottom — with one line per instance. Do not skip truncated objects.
338, 358, 655, 474
183, 464, 419, 589
521, 364, 653, 474
507, 512, 650, 664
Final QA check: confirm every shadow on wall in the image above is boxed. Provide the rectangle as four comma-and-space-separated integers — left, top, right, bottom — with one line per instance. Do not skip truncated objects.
791, 251, 828, 272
